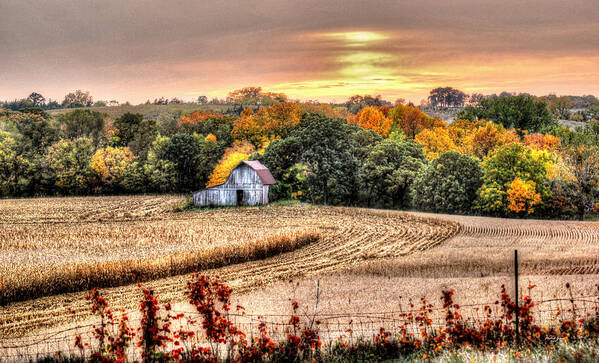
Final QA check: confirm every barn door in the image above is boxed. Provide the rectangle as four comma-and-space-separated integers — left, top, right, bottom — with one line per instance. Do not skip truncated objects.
236, 190, 244, 206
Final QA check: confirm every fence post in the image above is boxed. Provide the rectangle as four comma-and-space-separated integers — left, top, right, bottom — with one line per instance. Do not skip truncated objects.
514, 249, 519, 346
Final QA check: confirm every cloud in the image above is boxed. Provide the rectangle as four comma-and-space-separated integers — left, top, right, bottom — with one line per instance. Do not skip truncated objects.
0, 0, 597, 102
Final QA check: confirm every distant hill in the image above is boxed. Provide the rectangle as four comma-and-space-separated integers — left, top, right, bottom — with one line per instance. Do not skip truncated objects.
48, 103, 234, 119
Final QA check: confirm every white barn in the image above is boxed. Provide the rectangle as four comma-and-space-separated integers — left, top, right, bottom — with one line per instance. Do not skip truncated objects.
193, 161, 276, 207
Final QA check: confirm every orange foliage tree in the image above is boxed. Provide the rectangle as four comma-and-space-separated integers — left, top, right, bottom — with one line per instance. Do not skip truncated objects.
464, 122, 520, 159
204, 133, 217, 143
414, 127, 459, 159
447, 119, 487, 149
389, 104, 445, 139
90, 146, 135, 185
347, 106, 393, 137
507, 177, 542, 214
179, 111, 223, 126
524, 133, 560, 151
231, 103, 304, 148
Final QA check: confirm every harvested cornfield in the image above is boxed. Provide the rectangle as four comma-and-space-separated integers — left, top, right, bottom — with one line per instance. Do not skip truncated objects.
346, 212, 599, 278
0, 196, 321, 304
0, 197, 459, 337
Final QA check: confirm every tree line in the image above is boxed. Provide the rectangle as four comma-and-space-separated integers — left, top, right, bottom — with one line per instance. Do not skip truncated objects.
1, 87, 599, 219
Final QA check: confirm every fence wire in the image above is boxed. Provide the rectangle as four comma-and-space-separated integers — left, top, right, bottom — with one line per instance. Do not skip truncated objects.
1, 294, 598, 362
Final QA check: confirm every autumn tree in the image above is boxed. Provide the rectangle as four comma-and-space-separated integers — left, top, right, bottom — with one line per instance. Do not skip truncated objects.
345, 94, 391, 114
179, 111, 235, 145
206, 141, 255, 187
46, 137, 96, 195
90, 146, 135, 187
414, 127, 458, 159
523, 133, 559, 151
389, 104, 445, 139
507, 177, 542, 214
231, 103, 304, 148
347, 106, 393, 137
544, 95, 573, 120
463, 121, 520, 159
475, 143, 549, 216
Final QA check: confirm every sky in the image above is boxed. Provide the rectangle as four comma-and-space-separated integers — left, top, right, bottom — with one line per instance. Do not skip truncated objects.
1, 0, 598, 104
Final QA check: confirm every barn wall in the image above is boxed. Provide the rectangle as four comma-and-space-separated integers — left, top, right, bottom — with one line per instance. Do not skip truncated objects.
193, 165, 268, 207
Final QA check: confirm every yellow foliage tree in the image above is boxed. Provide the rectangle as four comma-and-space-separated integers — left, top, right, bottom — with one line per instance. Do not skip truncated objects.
463, 122, 520, 159
447, 119, 487, 149
205, 152, 249, 188
205, 133, 217, 143
90, 146, 135, 185
231, 103, 303, 148
414, 127, 458, 159
348, 106, 393, 137
507, 177, 541, 214
205, 140, 256, 187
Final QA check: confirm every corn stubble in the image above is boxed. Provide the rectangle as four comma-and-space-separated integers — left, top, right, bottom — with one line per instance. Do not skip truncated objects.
0, 196, 459, 337
0, 196, 318, 305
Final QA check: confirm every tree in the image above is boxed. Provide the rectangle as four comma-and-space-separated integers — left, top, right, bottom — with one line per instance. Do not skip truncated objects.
27, 92, 46, 107
345, 94, 391, 114
457, 95, 554, 132
90, 147, 136, 187
469, 93, 484, 105
46, 137, 95, 195
475, 143, 548, 216
507, 177, 541, 215
561, 146, 599, 219
0, 132, 33, 196
197, 96, 208, 104
62, 90, 93, 108
227, 87, 287, 108
523, 133, 559, 151
428, 87, 467, 108
347, 106, 393, 137
545, 96, 573, 120
206, 152, 249, 188
360, 139, 426, 207
412, 151, 482, 213
158, 133, 203, 192
9, 112, 59, 153
58, 110, 106, 146
231, 103, 304, 148
463, 122, 520, 159
389, 104, 445, 139
113, 113, 144, 146
414, 127, 458, 159
179, 111, 234, 145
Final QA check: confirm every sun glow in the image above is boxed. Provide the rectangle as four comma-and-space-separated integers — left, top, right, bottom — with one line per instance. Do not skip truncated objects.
324, 31, 389, 46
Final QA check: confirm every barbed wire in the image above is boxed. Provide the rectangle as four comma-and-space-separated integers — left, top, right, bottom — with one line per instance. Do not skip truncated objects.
1, 294, 597, 354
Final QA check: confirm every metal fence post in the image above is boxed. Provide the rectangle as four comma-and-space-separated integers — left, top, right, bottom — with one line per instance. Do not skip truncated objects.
514, 249, 519, 346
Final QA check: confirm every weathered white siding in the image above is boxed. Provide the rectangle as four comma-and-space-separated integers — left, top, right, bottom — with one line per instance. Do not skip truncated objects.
193, 164, 270, 207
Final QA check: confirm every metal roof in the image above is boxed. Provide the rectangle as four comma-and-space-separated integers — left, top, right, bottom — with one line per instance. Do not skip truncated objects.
241, 161, 276, 185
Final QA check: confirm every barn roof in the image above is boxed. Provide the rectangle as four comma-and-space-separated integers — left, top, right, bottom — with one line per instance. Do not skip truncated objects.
240, 161, 276, 185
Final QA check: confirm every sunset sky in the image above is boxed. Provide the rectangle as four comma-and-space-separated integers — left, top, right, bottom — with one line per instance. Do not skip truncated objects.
1, 0, 598, 104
